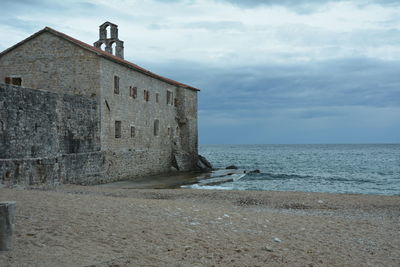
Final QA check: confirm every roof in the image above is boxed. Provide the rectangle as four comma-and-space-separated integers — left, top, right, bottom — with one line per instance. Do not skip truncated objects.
0, 27, 200, 91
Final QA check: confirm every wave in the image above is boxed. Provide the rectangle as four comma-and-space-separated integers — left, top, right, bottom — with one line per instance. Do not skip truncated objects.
182, 184, 235, 190
243, 172, 313, 181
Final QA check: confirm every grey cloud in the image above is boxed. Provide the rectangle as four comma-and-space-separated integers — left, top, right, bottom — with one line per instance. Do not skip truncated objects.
148, 21, 244, 31
0, 0, 107, 34
182, 21, 244, 30
0, 17, 39, 32
271, 25, 400, 48
1, 0, 103, 15
217, 0, 400, 13
148, 58, 400, 116
2, 0, 64, 10
216, 0, 348, 13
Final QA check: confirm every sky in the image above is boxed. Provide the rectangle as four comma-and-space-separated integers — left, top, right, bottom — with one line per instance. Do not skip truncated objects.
1, 0, 399, 144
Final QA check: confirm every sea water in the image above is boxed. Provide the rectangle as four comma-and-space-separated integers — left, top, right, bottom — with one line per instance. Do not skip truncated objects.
198, 144, 400, 196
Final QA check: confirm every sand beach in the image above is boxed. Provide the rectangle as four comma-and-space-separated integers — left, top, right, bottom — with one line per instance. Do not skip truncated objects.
0, 183, 399, 266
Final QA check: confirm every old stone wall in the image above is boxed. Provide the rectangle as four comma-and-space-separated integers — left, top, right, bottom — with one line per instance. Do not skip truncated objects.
98, 58, 198, 174
0, 32, 101, 98
99, 58, 180, 151
0, 83, 103, 185
0, 28, 200, 185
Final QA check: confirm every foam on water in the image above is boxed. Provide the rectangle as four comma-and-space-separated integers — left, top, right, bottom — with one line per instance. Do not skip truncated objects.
197, 144, 400, 195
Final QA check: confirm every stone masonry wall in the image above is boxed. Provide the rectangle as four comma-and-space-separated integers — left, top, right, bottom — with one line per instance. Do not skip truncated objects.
99, 58, 198, 175
0, 32, 101, 98
0, 83, 103, 185
0, 29, 200, 184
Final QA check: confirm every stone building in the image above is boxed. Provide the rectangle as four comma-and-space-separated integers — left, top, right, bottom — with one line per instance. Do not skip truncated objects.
0, 22, 204, 185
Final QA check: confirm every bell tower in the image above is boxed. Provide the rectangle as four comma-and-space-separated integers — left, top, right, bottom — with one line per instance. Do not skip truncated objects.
94, 22, 124, 59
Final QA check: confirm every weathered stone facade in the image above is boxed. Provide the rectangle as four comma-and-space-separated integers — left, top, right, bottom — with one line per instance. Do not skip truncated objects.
0, 23, 200, 185
0, 83, 104, 185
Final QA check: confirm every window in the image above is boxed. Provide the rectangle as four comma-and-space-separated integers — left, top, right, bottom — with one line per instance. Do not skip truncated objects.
156, 93, 159, 103
153, 119, 159, 136
167, 127, 171, 136
5, 77, 22, 86
114, 76, 119, 94
130, 86, 137, 98
167, 90, 172, 105
174, 98, 178, 107
115, 121, 121, 138
130, 126, 135, 138
144, 90, 149, 102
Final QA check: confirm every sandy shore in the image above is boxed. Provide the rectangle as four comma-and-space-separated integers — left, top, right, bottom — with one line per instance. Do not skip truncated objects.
0, 185, 399, 266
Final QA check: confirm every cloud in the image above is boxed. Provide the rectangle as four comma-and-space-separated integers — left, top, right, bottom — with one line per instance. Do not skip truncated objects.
218, 0, 400, 13
2, 0, 400, 64
148, 57, 400, 143
154, 58, 400, 110
216, 0, 348, 14
1, 0, 399, 143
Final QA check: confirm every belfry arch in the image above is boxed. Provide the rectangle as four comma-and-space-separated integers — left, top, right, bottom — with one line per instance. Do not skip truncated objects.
94, 22, 124, 59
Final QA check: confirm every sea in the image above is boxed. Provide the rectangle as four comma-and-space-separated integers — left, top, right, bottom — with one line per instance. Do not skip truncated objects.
197, 144, 400, 196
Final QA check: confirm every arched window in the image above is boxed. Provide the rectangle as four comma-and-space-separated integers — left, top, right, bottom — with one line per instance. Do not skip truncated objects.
109, 41, 116, 55
105, 25, 110, 39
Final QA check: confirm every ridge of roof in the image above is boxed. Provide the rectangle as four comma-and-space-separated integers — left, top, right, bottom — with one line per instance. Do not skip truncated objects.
0, 27, 200, 91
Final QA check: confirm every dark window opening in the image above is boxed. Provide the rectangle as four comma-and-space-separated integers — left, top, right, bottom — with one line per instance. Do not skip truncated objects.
114, 76, 119, 94
144, 90, 150, 102
115, 121, 121, 138
174, 98, 178, 107
154, 119, 159, 136
130, 86, 137, 98
167, 127, 171, 136
5, 77, 21, 86
130, 126, 135, 138
156, 93, 159, 103
167, 90, 172, 105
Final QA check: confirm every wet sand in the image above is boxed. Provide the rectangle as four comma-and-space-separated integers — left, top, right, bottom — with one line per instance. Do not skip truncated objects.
0, 184, 399, 266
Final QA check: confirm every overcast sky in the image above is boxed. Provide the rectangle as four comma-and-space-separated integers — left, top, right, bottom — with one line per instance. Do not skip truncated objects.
1, 0, 399, 144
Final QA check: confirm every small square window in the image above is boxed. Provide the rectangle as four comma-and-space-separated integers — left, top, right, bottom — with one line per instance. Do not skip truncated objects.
114, 76, 119, 94
5, 77, 21, 86
12, 78, 22, 86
